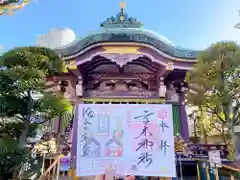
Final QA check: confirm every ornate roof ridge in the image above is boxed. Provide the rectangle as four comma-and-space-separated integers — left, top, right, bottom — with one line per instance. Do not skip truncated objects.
100, 1, 143, 29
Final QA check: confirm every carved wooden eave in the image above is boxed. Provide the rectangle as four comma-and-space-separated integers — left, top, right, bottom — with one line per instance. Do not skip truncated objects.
59, 45, 194, 74
100, 54, 143, 68
89, 72, 156, 80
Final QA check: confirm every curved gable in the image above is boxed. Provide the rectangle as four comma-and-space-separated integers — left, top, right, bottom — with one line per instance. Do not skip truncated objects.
55, 29, 200, 60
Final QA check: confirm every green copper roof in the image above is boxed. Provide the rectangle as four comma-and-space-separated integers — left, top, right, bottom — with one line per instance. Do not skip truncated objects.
55, 28, 200, 59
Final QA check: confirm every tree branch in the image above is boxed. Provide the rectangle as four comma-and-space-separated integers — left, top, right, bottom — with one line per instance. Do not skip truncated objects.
15, 115, 24, 121
204, 104, 226, 124
233, 112, 240, 125
34, 119, 49, 125
210, 119, 227, 144
233, 101, 240, 124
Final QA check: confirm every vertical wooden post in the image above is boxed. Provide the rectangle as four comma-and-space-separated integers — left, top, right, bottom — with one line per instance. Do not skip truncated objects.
206, 165, 210, 180
196, 163, 200, 180
53, 158, 57, 177
215, 167, 219, 180
55, 158, 60, 180
48, 158, 52, 180
41, 153, 46, 176
71, 156, 76, 180
231, 174, 235, 180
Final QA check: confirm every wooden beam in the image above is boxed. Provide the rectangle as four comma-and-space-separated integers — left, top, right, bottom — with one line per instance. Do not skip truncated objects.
80, 97, 164, 104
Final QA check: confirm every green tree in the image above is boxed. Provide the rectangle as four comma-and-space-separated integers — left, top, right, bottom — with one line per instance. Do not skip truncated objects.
0, 46, 71, 148
0, 120, 38, 139
189, 109, 227, 144
185, 41, 240, 158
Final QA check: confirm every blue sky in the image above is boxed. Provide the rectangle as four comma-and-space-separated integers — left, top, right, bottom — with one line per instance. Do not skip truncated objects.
0, 0, 240, 52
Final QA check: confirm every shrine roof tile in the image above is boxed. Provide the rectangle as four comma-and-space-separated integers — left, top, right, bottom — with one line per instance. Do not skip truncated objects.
54, 28, 201, 60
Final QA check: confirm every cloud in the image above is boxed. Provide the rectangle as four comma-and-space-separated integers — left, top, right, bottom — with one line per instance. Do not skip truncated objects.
36, 28, 76, 49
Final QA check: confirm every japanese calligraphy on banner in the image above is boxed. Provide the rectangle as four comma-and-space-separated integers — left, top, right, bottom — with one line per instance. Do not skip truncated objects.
76, 104, 176, 177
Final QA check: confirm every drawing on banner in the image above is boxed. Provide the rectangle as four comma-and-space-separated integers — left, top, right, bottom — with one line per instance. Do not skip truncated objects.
105, 116, 124, 157
76, 104, 176, 177
97, 112, 110, 136
157, 109, 168, 120
80, 108, 101, 157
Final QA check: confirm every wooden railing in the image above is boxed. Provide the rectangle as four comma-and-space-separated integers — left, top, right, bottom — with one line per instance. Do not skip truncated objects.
195, 158, 240, 180
39, 155, 63, 180
38, 144, 231, 180
188, 144, 228, 159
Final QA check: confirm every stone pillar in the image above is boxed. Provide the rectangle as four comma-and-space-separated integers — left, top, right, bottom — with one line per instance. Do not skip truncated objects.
179, 92, 189, 141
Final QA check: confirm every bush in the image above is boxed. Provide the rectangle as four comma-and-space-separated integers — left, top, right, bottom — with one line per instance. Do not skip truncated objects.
0, 146, 30, 175
0, 122, 35, 179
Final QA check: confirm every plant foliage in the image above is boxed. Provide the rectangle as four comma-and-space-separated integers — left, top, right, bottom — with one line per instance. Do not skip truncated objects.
0, 46, 71, 148
186, 41, 240, 126
185, 41, 240, 158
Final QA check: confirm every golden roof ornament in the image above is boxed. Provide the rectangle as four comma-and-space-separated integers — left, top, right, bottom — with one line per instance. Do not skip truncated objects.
0, 0, 30, 16
120, 1, 125, 10
119, 1, 125, 21
100, 1, 143, 28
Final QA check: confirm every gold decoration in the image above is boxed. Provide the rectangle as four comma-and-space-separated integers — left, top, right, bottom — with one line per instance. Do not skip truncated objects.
120, 15, 124, 21
34, 132, 70, 156
120, 1, 125, 9
174, 135, 190, 153
67, 60, 77, 70
166, 62, 174, 71
80, 97, 165, 104
103, 46, 141, 54
62, 60, 77, 72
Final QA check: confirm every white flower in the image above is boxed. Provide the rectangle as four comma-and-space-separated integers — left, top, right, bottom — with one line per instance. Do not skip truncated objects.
23, 163, 31, 171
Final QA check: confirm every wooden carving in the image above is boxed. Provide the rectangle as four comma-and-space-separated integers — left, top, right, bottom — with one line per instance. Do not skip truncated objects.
86, 79, 157, 98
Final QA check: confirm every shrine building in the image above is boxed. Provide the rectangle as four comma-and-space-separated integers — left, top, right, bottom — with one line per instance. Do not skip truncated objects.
49, 1, 199, 140
42, 2, 234, 178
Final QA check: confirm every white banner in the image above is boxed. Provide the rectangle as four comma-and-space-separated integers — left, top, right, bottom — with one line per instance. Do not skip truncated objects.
208, 150, 222, 167
76, 104, 176, 177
